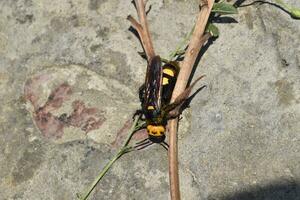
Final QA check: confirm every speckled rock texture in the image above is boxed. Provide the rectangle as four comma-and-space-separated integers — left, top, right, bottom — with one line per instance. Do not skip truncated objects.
0, 0, 299, 199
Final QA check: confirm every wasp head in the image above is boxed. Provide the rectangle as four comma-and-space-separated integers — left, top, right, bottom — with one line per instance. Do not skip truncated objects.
147, 125, 166, 143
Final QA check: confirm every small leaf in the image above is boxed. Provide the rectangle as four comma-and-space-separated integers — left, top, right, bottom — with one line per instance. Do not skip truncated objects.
290, 8, 300, 19
212, 2, 238, 15
274, 0, 300, 19
174, 49, 186, 57
205, 23, 220, 37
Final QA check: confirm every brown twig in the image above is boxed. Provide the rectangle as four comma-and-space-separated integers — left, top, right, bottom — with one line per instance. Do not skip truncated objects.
127, 0, 155, 62
168, 0, 215, 200
128, 0, 215, 199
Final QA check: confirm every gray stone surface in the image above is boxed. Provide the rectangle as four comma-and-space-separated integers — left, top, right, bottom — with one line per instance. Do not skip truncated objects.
0, 0, 299, 200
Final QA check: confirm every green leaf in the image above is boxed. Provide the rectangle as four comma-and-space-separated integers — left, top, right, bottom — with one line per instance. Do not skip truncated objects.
205, 23, 220, 37
212, 2, 238, 15
274, 0, 300, 19
290, 7, 300, 19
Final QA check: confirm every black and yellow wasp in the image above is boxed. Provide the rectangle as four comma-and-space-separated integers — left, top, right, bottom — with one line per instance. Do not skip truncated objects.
136, 55, 204, 146
138, 56, 179, 144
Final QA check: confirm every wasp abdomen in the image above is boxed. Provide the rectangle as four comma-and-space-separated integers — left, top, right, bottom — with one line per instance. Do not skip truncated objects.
161, 62, 179, 105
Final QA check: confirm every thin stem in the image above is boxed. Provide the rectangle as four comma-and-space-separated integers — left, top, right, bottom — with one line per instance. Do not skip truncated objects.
274, 0, 291, 10
78, 116, 141, 200
168, 119, 179, 199
124, 115, 142, 146
168, 0, 215, 200
128, 0, 155, 62
78, 149, 125, 200
274, 0, 300, 18
134, 0, 155, 60
168, 25, 195, 60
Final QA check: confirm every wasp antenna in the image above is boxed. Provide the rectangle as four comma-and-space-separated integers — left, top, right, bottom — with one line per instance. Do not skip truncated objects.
162, 141, 169, 148
134, 138, 152, 149
160, 141, 169, 151
135, 141, 154, 151
135, 138, 149, 145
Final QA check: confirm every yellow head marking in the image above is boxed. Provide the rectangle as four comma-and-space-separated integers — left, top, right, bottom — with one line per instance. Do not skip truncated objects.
147, 106, 155, 110
147, 125, 165, 137
163, 68, 175, 77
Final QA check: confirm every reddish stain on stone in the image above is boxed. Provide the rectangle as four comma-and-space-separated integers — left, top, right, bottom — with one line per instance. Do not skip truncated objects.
34, 111, 65, 138
44, 83, 72, 111
24, 74, 51, 110
111, 119, 148, 148
24, 75, 106, 139
67, 100, 105, 133
132, 129, 148, 141
111, 119, 132, 148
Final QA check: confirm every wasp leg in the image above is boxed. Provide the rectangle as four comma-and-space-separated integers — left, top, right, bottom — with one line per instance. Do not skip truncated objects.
138, 84, 146, 104
166, 85, 206, 120
164, 75, 205, 116
133, 83, 147, 120
166, 111, 181, 120
132, 109, 144, 120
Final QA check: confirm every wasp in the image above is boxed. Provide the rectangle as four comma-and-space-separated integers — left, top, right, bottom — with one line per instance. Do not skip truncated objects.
138, 56, 179, 144
136, 55, 204, 147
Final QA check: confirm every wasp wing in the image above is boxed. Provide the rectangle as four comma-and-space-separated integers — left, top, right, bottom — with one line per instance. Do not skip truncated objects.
143, 56, 163, 118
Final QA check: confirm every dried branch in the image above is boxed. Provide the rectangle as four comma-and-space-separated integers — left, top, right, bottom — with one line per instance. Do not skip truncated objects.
128, 0, 215, 199
168, 0, 215, 199
128, 0, 155, 62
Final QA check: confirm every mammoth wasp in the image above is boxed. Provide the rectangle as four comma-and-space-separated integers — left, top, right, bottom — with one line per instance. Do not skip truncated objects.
136, 55, 204, 148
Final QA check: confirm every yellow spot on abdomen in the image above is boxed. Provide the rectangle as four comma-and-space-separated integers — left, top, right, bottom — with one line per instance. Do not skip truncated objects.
163, 68, 175, 77
163, 77, 169, 85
